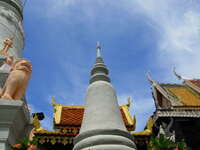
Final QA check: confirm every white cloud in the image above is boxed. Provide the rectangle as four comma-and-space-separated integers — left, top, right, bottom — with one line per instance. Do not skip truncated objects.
42, 0, 200, 78
49, 0, 75, 11
26, 0, 200, 132
132, 0, 200, 78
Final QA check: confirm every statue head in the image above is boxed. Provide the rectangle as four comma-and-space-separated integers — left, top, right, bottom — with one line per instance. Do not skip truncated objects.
12, 58, 32, 74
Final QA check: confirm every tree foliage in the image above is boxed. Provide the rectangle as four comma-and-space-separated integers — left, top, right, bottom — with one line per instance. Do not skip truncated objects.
148, 134, 190, 150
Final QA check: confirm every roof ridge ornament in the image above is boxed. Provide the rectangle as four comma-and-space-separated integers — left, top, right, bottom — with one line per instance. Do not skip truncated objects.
146, 71, 157, 86
127, 97, 132, 108
51, 96, 56, 106
173, 67, 182, 80
173, 67, 191, 80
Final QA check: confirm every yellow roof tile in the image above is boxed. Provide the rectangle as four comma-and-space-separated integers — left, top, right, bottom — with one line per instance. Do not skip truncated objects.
165, 87, 200, 106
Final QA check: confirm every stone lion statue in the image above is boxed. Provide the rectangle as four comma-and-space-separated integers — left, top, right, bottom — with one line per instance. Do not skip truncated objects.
0, 58, 32, 100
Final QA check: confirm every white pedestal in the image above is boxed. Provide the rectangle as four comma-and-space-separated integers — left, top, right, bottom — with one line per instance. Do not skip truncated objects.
0, 100, 31, 150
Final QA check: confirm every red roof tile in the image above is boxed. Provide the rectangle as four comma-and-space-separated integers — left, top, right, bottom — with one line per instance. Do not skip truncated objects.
58, 107, 131, 128
60, 107, 84, 126
190, 80, 200, 88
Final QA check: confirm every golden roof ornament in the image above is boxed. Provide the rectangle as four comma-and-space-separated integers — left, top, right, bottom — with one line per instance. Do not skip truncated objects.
51, 96, 56, 106
132, 116, 154, 136
0, 37, 13, 56
127, 96, 132, 108
132, 115, 136, 131
33, 114, 43, 132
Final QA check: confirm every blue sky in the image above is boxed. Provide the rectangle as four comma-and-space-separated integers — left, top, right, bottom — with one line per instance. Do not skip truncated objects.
22, 0, 200, 131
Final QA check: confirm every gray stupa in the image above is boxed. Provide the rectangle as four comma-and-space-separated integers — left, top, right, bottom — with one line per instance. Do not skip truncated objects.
0, 1, 31, 150
73, 43, 136, 150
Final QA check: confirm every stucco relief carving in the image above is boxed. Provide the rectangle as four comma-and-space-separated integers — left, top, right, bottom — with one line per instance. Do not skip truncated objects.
0, 6, 24, 35
0, 6, 19, 23
0, 56, 32, 100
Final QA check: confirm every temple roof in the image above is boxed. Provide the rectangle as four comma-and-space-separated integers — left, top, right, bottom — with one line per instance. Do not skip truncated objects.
53, 104, 136, 131
161, 84, 200, 106
60, 106, 84, 126
148, 71, 200, 109
190, 80, 200, 88
33, 100, 136, 145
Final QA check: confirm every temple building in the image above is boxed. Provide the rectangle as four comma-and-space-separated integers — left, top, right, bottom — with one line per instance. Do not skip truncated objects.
33, 44, 137, 150
33, 99, 136, 149
145, 70, 200, 150
1, 0, 200, 150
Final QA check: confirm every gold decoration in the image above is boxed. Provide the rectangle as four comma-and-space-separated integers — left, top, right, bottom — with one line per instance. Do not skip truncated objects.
54, 104, 62, 124
132, 115, 136, 131
51, 96, 55, 106
127, 96, 132, 108
51, 138, 56, 145
39, 138, 46, 144
0, 38, 13, 57
63, 138, 68, 145
121, 104, 136, 131
132, 116, 154, 136
33, 115, 44, 132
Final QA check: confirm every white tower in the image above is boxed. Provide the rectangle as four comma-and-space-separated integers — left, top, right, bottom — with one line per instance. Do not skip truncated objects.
0, 0, 24, 58
73, 43, 136, 150
0, 1, 31, 150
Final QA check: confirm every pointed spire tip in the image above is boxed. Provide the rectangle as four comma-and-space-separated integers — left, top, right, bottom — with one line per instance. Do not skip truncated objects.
96, 41, 101, 58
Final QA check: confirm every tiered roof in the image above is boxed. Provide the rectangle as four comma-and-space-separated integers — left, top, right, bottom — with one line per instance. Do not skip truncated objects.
33, 98, 136, 145
132, 72, 200, 147
147, 70, 200, 121
53, 104, 136, 131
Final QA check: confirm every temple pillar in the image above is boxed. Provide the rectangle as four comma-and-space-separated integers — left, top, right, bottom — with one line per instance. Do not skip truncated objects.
0, 100, 31, 150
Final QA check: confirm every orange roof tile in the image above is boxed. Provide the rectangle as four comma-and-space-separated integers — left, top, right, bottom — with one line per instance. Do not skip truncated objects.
60, 107, 84, 126
55, 106, 134, 131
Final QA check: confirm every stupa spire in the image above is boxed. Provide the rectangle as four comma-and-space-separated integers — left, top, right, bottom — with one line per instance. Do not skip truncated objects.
89, 42, 110, 83
73, 43, 136, 150
96, 41, 101, 58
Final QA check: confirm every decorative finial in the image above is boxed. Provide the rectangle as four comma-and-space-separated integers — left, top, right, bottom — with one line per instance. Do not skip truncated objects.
0, 37, 13, 57
132, 115, 136, 131
96, 41, 101, 58
90, 42, 110, 83
127, 97, 132, 108
173, 67, 182, 80
146, 71, 154, 85
51, 96, 56, 106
